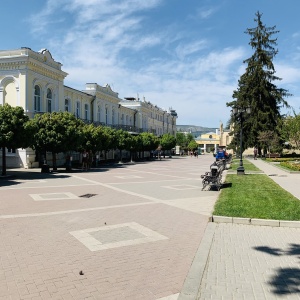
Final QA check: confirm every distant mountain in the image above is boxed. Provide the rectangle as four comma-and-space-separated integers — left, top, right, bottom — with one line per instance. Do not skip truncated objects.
176, 125, 218, 138
176, 125, 217, 132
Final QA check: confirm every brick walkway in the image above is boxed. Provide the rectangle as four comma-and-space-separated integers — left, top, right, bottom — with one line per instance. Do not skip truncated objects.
0, 155, 218, 300
194, 159, 300, 300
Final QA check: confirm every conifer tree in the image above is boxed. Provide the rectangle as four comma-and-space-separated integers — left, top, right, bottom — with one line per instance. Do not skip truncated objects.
227, 11, 291, 154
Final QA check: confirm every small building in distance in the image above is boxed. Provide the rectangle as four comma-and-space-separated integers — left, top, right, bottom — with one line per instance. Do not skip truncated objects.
195, 122, 232, 154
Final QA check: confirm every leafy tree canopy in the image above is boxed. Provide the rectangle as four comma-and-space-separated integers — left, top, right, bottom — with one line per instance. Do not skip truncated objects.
140, 132, 160, 151
188, 140, 198, 151
0, 104, 36, 149
282, 113, 300, 150
160, 133, 176, 150
32, 111, 84, 154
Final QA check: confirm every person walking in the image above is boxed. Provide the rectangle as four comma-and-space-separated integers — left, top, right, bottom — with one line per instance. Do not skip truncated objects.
254, 147, 258, 160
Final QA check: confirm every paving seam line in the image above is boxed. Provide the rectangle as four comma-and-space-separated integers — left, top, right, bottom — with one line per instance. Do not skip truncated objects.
178, 222, 216, 300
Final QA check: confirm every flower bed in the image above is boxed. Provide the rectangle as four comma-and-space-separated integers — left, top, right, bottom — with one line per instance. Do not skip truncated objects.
280, 161, 300, 171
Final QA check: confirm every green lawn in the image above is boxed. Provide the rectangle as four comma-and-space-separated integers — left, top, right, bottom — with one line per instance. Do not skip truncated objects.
214, 174, 300, 220
230, 158, 260, 172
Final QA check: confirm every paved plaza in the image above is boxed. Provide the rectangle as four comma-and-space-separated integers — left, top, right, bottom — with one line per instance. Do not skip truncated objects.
1, 156, 300, 300
0, 155, 218, 300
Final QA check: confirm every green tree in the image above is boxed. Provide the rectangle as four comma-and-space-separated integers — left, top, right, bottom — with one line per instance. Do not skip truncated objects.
282, 114, 300, 151
140, 132, 160, 157
80, 124, 108, 154
258, 130, 282, 156
0, 104, 36, 175
115, 130, 132, 162
160, 133, 176, 152
227, 11, 291, 154
187, 140, 198, 151
100, 127, 117, 160
176, 132, 187, 148
175, 132, 194, 152
186, 133, 194, 144
32, 112, 84, 170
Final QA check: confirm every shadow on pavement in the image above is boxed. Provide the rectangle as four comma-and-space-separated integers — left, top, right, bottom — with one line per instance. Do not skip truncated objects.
253, 246, 284, 256
253, 243, 300, 295
0, 170, 71, 187
269, 267, 300, 295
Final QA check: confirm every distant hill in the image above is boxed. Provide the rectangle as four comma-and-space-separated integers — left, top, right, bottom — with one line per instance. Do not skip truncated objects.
176, 125, 218, 138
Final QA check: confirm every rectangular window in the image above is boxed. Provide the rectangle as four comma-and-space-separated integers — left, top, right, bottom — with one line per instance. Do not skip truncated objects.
65, 99, 69, 112
7, 148, 16, 154
76, 102, 80, 118
84, 104, 88, 120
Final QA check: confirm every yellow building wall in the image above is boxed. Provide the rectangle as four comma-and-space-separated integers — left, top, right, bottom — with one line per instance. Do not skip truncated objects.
3, 81, 17, 106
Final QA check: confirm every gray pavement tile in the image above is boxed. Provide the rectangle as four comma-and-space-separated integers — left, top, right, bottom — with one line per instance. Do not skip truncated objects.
0, 156, 219, 300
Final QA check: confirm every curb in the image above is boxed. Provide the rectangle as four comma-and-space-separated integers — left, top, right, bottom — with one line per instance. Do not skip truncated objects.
212, 215, 300, 228
178, 222, 216, 300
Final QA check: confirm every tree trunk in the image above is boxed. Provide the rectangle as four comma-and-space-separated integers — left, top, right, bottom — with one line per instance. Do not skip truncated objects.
1, 147, 6, 176
52, 152, 57, 170
119, 149, 122, 163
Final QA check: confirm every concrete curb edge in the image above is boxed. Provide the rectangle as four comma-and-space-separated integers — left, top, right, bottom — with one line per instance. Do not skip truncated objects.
212, 215, 300, 228
178, 222, 216, 300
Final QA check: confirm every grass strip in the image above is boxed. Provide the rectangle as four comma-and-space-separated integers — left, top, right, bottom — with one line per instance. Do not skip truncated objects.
230, 158, 260, 172
213, 174, 300, 221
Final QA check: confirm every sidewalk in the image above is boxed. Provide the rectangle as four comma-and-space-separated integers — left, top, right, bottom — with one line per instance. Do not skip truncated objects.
179, 158, 300, 300
250, 157, 300, 200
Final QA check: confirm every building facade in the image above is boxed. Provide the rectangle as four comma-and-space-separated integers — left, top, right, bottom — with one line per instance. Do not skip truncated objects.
195, 123, 233, 153
0, 47, 177, 168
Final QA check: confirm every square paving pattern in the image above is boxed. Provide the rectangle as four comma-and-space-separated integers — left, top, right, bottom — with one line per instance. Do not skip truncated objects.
70, 222, 169, 251
29, 192, 78, 201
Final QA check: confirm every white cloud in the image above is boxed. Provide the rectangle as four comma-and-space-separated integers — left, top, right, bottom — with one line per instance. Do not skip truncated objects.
27, 0, 248, 126
175, 40, 209, 60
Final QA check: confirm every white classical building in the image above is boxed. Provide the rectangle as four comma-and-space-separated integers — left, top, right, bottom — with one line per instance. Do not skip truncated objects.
0, 47, 177, 168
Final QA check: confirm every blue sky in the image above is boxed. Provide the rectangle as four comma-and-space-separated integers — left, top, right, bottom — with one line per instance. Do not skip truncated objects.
2, 0, 300, 127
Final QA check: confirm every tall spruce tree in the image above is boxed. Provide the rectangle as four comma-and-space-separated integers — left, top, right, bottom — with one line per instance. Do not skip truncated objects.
227, 11, 291, 154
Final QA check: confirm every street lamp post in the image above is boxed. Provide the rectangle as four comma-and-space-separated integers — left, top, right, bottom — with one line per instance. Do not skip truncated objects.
232, 106, 251, 175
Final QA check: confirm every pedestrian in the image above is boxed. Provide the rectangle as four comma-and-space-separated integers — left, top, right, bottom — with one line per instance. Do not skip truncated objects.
254, 147, 258, 160
88, 150, 93, 169
82, 150, 88, 171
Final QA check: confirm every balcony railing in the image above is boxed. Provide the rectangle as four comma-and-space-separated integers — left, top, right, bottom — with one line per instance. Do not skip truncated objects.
26, 112, 159, 135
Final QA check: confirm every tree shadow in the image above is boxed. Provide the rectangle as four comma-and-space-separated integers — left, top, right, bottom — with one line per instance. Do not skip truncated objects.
221, 182, 232, 189
286, 243, 300, 256
253, 246, 284, 256
269, 268, 300, 295
253, 243, 300, 296
0, 170, 71, 187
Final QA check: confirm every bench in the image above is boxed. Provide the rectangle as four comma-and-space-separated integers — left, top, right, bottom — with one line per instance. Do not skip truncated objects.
201, 160, 225, 191
267, 153, 280, 158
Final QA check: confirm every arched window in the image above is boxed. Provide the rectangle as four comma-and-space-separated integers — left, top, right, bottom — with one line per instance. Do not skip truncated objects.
34, 85, 41, 112
97, 105, 101, 122
46, 88, 52, 113
65, 99, 70, 112
76, 101, 80, 118
125, 115, 128, 125
84, 104, 89, 120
